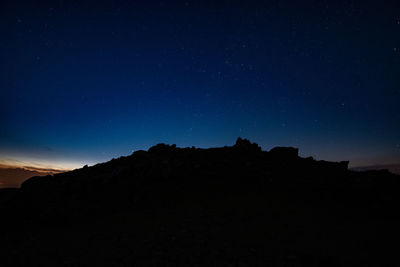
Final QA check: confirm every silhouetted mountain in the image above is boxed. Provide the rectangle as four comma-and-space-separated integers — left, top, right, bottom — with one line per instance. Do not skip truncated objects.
0, 166, 58, 188
351, 163, 400, 175
1, 138, 399, 266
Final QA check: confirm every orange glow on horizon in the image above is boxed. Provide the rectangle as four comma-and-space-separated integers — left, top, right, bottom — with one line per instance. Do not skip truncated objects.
0, 157, 90, 188
0, 157, 88, 173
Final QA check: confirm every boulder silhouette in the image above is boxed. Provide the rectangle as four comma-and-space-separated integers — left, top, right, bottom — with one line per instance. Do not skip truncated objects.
233, 137, 262, 152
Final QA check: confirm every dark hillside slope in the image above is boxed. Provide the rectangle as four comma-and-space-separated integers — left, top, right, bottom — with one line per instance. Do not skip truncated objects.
1, 138, 399, 266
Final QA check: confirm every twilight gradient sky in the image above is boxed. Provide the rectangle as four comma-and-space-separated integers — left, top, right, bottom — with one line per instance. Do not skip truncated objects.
1, 0, 399, 171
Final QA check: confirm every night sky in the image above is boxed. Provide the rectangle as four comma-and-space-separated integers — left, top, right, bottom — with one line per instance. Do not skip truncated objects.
1, 0, 399, 176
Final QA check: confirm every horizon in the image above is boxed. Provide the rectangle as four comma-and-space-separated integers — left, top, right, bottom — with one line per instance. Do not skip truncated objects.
1, 139, 400, 171
1, 139, 400, 188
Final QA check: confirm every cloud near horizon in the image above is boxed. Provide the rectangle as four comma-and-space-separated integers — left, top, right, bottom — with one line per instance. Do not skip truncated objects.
21, 165, 68, 173
0, 165, 68, 188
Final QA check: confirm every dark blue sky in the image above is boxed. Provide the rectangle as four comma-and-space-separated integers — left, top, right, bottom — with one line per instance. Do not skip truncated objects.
1, 0, 399, 170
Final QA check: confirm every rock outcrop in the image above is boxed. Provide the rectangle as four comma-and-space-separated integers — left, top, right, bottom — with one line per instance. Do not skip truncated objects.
1, 138, 399, 266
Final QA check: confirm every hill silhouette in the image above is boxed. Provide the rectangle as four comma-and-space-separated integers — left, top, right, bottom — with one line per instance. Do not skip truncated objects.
1, 138, 399, 266
0, 166, 59, 188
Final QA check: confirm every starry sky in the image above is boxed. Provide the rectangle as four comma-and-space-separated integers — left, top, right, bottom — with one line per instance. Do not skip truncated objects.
1, 0, 399, 175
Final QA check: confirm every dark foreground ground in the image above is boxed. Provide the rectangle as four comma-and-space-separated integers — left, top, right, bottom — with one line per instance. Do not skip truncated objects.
1, 139, 399, 266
